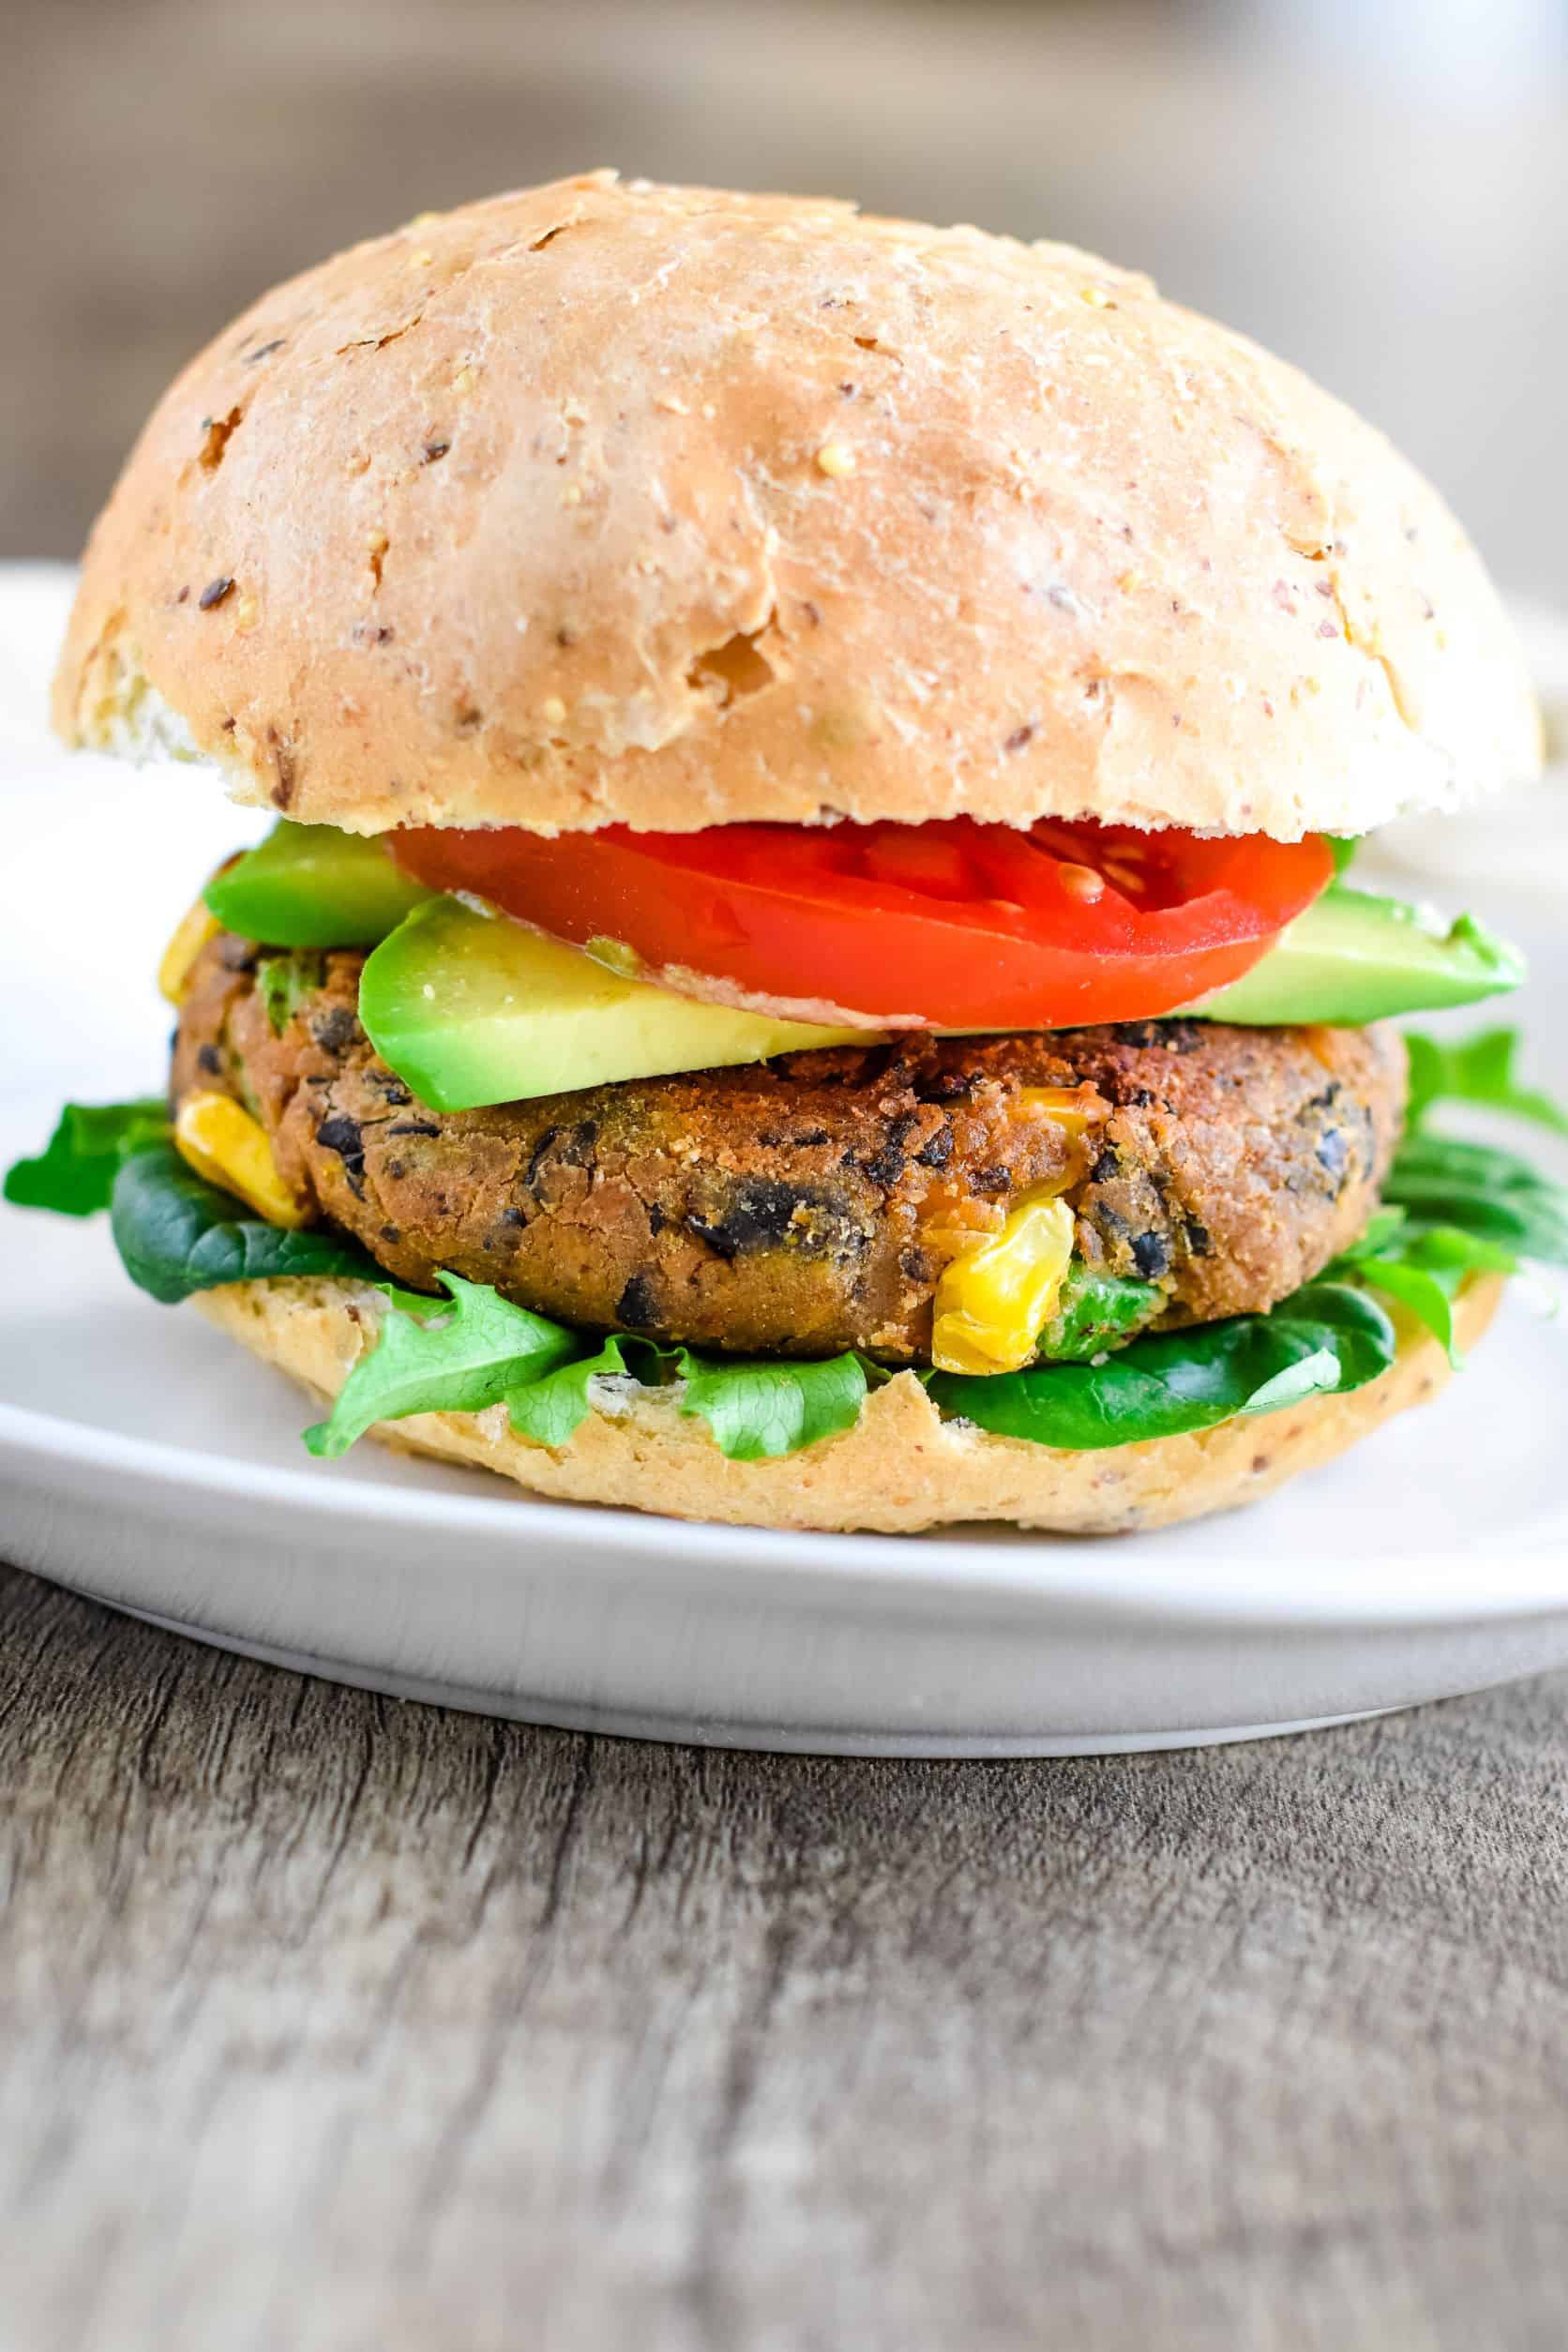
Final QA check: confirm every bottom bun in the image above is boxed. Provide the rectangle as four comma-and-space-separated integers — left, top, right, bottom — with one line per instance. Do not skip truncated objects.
196, 1275, 1502, 1537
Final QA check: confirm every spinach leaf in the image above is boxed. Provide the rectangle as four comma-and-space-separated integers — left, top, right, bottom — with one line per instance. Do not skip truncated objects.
110, 1146, 385, 1303
1404, 1026, 1568, 1138
1344, 1251, 1460, 1362
1338, 1204, 1410, 1259
927, 1283, 1395, 1452
1318, 1038, 1568, 1355
1332, 1218, 1519, 1363
1381, 1133, 1568, 1265
5, 1099, 171, 1217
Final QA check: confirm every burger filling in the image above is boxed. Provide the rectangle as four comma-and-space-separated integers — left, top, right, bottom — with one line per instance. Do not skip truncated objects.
9, 814, 1566, 1470
170, 933, 1406, 1368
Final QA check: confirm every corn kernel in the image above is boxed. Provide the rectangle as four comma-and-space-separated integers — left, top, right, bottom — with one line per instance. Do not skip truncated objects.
815, 442, 857, 477
174, 1093, 307, 1229
930, 1191, 1076, 1376
158, 897, 221, 1005
1015, 1085, 1104, 1140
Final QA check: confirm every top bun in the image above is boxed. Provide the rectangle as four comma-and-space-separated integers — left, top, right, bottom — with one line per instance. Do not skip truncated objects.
55, 172, 1540, 840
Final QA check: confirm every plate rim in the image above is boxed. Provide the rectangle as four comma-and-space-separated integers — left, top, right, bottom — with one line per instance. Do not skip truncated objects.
5, 1391, 1565, 1630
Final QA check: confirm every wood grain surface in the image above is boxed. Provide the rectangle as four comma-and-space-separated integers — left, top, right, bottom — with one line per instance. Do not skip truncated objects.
2, 1558, 1565, 2351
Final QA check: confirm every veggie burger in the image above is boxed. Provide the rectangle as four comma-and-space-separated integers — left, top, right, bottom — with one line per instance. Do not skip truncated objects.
14, 173, 1567, 1532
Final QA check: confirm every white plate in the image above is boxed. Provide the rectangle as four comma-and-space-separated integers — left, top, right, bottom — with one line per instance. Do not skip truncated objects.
5, 565, 1568, 1754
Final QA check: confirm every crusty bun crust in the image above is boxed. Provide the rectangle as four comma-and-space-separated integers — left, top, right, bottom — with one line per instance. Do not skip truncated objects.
57, 173, 1537, 841
195, 1272, 1501, 1536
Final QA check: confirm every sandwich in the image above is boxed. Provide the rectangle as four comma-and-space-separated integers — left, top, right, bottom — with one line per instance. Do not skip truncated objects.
11, 172, 1567, 1533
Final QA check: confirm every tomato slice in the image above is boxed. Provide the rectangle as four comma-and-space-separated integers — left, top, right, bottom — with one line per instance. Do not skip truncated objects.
389, 816, 1334, 1030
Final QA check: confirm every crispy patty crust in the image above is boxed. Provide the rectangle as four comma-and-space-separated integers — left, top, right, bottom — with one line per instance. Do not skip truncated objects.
173, 935, 1406, 1364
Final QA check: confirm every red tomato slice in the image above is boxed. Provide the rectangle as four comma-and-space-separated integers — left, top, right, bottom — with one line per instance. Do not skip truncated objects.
390, 817, 1334, 1030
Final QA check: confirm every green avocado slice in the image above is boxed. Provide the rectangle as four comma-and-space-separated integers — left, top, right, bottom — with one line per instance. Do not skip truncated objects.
204, 822, 437, 948
359, 896, 872, 1112
1186, 882, 1526, 1026
358, 882, 1528, 1111
210, 824, 1527, 1108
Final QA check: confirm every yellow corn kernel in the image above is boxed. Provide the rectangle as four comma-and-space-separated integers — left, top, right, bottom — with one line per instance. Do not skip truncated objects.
173, 1093, 307, 1229
930, 1191, 1076, 1377
1015, 1084, 1106, 1140
158, 897, 221, 1005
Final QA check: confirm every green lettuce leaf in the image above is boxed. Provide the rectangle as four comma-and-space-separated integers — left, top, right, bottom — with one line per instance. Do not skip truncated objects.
305, 1273, 578, 1458
5, 1099, 171, 1217
927, 1281, 1395, 1451
673, 1347, 868, 1460
507, 1336, 868, 1461
1404, 1026, 1568, 1138
110, 1146, 386, 1303
506, 1334, 652, 1448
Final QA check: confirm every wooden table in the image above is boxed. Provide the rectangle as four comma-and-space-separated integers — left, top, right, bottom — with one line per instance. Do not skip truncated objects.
3, 1558, 1565, 2350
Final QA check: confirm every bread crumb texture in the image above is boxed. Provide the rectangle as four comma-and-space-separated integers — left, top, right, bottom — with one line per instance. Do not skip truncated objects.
55, 173, 1538, 841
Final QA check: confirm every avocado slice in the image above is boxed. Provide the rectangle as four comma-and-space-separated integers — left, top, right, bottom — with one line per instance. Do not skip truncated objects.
360, 881, 1527, 1111
204, 822, 437, 948
1186, 883, 1526, 1026
359, 896, 874, 1112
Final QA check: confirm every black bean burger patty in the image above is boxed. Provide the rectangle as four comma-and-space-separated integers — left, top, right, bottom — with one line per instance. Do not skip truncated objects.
173, 934, 1407, 1364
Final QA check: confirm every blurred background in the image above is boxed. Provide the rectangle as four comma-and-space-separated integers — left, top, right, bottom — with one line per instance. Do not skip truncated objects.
4, 0, 1567, 604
